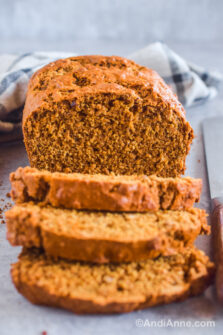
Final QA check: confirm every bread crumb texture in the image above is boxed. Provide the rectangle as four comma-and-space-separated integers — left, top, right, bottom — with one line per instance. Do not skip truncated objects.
23, 55, 194, 177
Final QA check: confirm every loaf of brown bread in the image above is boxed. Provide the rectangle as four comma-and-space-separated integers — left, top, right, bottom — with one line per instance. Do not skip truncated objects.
23, 55, 194, 177
11, 247, 214, 314
10, 167, 202, 212
6, 204, 209, 263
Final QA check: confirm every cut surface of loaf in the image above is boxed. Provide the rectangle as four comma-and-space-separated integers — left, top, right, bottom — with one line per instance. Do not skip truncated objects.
6, 203, 209, 263
11, 247, 214, 314
23, 55, 194, 177
10, 167, 202, 212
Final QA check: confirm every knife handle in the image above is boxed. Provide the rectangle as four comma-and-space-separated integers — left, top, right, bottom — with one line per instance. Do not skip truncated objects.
211, 197, 223, 302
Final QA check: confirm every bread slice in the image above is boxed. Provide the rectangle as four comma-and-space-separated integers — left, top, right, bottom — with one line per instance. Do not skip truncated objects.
10, 167, 202, 212
6, 203, 209, 263
23, 55, 194, 177
11, 247, 214, 314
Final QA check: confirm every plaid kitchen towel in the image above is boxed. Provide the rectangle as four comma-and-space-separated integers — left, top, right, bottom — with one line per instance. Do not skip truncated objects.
0, 42, 221, 142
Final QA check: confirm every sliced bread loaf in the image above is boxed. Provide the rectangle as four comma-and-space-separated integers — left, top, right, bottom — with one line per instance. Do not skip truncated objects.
11, 247, 214, 314
23, 55, 194, 177
10, 167, 202, 212
6, 204, 209, 263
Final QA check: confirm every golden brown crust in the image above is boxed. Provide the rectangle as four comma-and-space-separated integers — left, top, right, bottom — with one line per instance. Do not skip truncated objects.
22, 55, 194, 177
6, 203, 209, 263
23, 55, 186, 124
10, 167, 202, 212
11, 248, 215, 314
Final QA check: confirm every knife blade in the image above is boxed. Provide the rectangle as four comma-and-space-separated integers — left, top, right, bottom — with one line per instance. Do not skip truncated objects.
203, 116, 223, 303
203, 117, 223, 200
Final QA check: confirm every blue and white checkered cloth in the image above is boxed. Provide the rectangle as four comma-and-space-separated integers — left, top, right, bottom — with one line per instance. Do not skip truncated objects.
0, 42, 221, 142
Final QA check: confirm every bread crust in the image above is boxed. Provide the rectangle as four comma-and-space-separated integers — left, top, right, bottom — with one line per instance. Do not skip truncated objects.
11, 248, 215, 314
23, 55, 186, 126
10, 167, 202, 212
6, 204, 209, 263
22, 55, 194, 177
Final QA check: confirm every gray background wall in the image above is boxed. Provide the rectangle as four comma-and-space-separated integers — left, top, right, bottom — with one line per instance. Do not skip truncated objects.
0, 0, 222, 54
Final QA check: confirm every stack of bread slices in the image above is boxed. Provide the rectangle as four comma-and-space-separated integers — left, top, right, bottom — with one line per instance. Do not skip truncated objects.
5, 166, 214, 314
